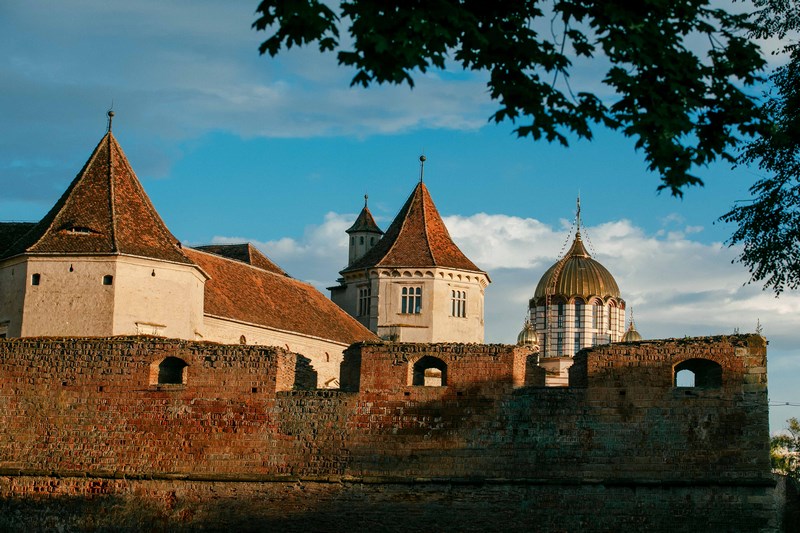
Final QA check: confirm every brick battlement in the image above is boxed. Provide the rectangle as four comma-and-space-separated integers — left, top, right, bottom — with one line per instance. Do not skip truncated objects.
0, 335, 777, 531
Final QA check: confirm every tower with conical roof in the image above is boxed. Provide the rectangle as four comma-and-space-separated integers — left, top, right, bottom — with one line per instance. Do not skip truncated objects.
527, 199, 626, 385
0, 111, 208, 338
346, 195, 384, 266
330, 156, 490, 342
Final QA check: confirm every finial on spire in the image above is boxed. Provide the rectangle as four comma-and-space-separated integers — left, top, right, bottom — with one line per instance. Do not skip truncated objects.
364, 193, 369, 207
576, 193, 582, 232
419, 154, 426, 183
106, 109, 115, 132
629, 307, 635, 329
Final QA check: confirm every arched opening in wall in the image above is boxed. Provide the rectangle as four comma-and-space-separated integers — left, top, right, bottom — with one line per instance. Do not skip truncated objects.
153, 357, 188, 385
674, 359, 722, 388
411, 356, 447, 387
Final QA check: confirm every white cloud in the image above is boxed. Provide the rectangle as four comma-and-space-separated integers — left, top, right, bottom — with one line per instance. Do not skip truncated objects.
199, 208, 800, 430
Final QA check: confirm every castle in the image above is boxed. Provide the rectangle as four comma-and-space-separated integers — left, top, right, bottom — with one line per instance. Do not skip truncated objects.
0, 118, 782, 531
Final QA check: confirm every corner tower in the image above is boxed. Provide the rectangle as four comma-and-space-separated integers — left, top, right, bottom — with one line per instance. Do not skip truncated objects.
0, 112, 207, 339
528, 199, 625, 384
330, 156, 490, 342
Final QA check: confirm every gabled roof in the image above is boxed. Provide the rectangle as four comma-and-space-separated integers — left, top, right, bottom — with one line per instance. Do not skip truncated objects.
2, 132, 193, 265
346, 198, 383, 235
184, 247, 377, 345
343, 182, 484, 274
194, 243, 288, 276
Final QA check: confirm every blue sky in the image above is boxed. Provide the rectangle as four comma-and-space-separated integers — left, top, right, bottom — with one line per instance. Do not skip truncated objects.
1, 1, 798, 431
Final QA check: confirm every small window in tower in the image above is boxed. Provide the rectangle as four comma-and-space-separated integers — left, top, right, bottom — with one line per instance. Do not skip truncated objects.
370, 237, 375, 245
557, 303, 565, 327
358, 286, 371, 316
102, 275, 113, 285
450, 290, 467, 318
31, 273, 41, 286
401, 286, 422, 314
575, 301, 583, 328
239, 335, 247, 345
360, 236, 364, 245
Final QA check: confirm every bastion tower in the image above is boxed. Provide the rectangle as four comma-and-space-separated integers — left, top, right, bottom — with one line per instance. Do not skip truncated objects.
330, 156, 490, 343
527, 199, 625, 385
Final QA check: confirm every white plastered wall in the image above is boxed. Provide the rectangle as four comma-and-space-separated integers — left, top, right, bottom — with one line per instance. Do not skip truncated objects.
202, 316, 349, 388
19, 256, 117, 337
0, 258, 30, 337
111, 256, 206, 339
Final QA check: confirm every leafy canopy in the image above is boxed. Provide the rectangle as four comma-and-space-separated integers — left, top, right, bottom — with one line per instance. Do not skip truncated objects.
720, 0, 800, 295
253, 0, 766, 196
771, 417, 800, 479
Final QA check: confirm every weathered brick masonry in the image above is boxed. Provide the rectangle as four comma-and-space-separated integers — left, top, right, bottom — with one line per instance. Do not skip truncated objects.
0, 335, 777, 531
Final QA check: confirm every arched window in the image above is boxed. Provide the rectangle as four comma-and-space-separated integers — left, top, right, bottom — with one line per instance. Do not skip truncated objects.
156, 357, 188, 385
674, 359, 722, 388
412, 356, 447, 386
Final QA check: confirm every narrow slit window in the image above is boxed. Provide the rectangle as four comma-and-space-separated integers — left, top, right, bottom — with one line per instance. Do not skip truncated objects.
31, 273, 41, 286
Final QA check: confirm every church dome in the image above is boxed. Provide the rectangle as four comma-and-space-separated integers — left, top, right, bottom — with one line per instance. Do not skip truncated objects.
532, 232, 620, 304
621, 326, 642, 342
621, 313, 642, 342
516, 320, 538, 348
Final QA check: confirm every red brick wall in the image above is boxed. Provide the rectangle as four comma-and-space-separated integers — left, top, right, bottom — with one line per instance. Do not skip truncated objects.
0, 335, 775, 529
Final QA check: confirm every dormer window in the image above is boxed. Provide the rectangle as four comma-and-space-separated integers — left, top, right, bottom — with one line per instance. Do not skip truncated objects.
61, 225, 99, 235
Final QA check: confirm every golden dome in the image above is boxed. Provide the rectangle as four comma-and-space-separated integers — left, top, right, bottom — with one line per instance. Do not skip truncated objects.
516, 320, 539, 347
533, 232, 621, 304
621, 312, 642, 342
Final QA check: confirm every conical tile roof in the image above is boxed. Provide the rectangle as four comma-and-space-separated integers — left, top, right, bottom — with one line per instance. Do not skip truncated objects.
346, 197, 383, 235
343, 182, 484, 274
2, 131, 193, 265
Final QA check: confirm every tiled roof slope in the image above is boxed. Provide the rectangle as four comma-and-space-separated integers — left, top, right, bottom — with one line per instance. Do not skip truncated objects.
0, 222, 36, 256
343, 182, 484, 274
2, 132, 193, 265
184, 248, 377, 345
194, 243, 288, 276
346, 202, 383, 234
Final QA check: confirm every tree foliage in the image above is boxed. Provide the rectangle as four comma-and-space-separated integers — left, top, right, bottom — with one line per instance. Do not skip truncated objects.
771, 417, 800, 479
720, 0, 800, 295
253, 0, 766, 196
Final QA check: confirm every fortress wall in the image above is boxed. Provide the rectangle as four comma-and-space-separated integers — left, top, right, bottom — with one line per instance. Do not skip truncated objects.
0, 476, 780, 532
0, 335, 770, 484
0, 335, 777, 530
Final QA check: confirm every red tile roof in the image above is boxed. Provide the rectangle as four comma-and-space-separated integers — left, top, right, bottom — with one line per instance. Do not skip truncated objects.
184, 247, 377, 345
194, 243, 288, 276
346, 200, 383, 235
343, 182, 484, 274
2, 132, 193, 265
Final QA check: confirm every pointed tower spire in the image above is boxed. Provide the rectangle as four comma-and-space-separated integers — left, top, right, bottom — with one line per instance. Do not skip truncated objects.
622, 307, 642, 342
345, 194, 384, 266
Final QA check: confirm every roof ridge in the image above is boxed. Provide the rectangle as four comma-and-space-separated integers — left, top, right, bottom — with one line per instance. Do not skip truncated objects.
420, 183, 437, 266
110, 134, 191, 262
24, 133, 109, 253
187, 246, 296, 280
108, 133, 118, 253
380, 184, 417, 265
